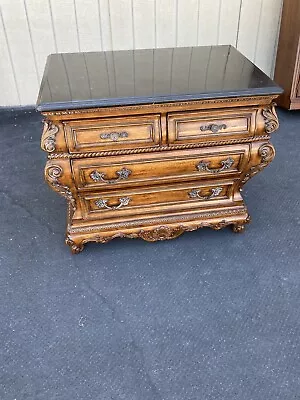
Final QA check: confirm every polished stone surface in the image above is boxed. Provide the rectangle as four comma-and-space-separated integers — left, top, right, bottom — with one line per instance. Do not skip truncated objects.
37, 46, 282, 111
0, 107, 300, 399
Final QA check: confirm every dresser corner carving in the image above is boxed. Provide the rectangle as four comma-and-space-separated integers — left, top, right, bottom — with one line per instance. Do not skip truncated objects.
241, 143, 275, 185
231, 215, 251, 233
41, 120, 59, 153
45, 164, 76, 212
262, 103, 279, 134
258, 142, 276, 163
66, 235, 84, 254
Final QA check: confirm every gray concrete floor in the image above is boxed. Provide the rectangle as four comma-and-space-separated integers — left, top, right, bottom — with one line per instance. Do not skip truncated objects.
0, 107, 300, 400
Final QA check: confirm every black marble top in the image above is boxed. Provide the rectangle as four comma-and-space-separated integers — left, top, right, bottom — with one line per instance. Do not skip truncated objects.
36, 45, 282, 111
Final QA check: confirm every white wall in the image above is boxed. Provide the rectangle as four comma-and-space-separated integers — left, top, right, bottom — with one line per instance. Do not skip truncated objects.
0, 0, 283, 107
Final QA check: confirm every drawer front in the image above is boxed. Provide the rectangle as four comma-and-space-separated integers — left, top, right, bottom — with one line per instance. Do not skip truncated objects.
167, 108, 255, 144
72, 145, 250, 190
64, 114, 161, 152
79, 181, 235, 220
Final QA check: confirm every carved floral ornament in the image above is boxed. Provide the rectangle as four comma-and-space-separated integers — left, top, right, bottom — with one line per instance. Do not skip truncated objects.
41, 120, 59, 152
262, 103, 279, 134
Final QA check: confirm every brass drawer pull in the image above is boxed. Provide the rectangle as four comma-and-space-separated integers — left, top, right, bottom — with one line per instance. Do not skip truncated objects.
95, 197, 131, 210
196, 157, 234, 173
90, 167, 132, 184
189, 187, 223, 200
100, 131, 128, 141
200, 123, 227, 133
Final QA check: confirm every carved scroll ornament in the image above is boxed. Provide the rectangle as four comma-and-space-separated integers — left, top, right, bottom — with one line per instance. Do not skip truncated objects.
41, 120, 59, 152
262, 103, 279, 134
241, 143, 275, 185
45, 164, 76, 212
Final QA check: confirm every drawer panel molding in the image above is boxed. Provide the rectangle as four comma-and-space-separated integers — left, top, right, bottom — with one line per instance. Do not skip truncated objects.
64, 114, 162, 153
167, 108, 256, 145
81, 181, 234, 220
72, 146, 249, 190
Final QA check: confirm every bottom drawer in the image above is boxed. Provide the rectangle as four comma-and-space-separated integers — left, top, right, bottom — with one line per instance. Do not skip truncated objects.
79, 180, 236, 221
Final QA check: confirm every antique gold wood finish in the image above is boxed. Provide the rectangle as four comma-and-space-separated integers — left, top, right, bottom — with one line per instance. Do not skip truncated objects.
167, 107, 256, 145
64, 114, 162, 152
71, 144, 249, 190
38, 45, 282, 253
41, 95, 280, 253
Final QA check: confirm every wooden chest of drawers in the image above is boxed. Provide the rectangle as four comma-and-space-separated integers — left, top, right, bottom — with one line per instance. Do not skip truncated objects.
37, 46, 282, 253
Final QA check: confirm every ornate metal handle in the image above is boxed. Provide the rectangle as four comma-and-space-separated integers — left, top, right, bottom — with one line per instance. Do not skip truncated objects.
188, 187, 223, 200
100, 131, 128, 141
90, 167, 132, 184
200, 123, 227, 133
196, 157, 234, 173
95, 197, 131, 210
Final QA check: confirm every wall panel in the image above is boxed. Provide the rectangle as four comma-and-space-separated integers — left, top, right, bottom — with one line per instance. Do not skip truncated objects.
25, 0, 56, 80
98, 0, 113, 50
218, 0, 242, 45
109, 0, 134, 49
75, 0, 102, 51
197, 0, 221, 45
237, 0, 262, 62
0, 7, 20, 105
133, 0, 155, 49
0, 0, 283, 106
1, 0, 39, 104
156, 0, 177, 48
177, 0, 198, 47
255, 0, 283, 76
49, 0, 79, 53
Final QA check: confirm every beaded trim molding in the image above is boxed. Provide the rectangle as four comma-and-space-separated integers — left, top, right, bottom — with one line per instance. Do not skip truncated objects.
68, 207, 248, 233
42, 96, 277, 116
48, 135, 271, 159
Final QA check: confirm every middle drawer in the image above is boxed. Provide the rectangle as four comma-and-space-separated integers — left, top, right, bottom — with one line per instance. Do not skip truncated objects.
72, 144, 250, 190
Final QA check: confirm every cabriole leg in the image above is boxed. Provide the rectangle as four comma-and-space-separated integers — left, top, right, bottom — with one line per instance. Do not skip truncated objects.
66, 235, 84, 254
231, 223, 246, 233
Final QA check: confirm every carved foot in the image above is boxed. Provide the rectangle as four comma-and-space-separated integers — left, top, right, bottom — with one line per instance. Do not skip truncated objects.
66, 236, 84, 254
231, 223, 246, 233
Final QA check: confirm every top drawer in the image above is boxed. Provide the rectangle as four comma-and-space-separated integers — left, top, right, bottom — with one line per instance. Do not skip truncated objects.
64, 114, 161, 153
167, 108, 255, 145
